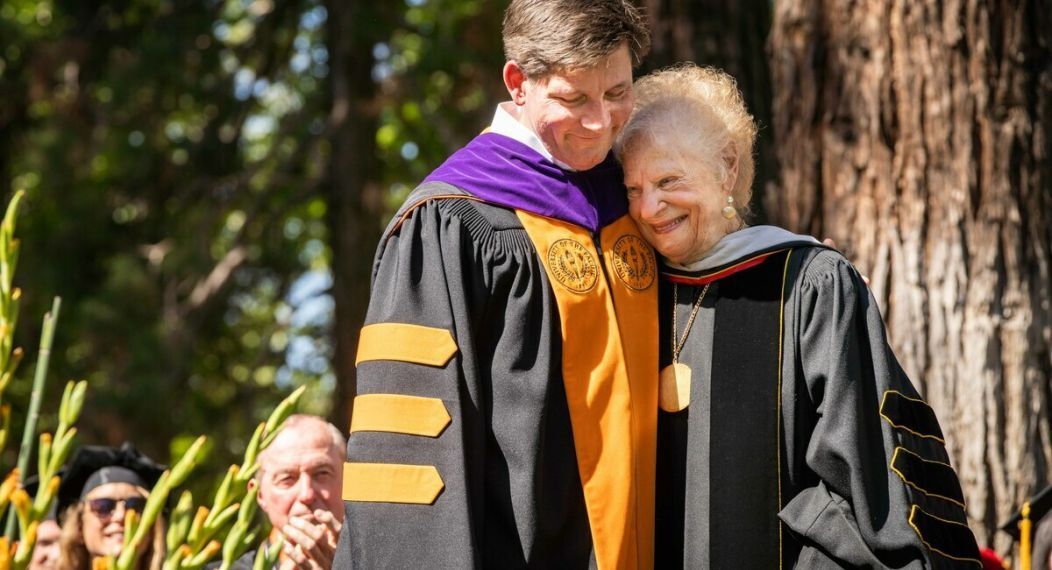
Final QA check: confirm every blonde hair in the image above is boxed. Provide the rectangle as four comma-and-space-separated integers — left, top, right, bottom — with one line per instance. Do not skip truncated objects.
502, 0, 650, 79
616, 64, 758, 216
56, 503, 166, 570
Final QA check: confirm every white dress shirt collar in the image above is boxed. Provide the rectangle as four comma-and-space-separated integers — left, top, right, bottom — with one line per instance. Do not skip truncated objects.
489, 102, 575, 171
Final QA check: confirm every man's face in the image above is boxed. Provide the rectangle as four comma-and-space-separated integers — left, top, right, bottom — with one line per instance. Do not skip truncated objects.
30, 519, 61, 570
255, 424, 344, 530
509, 44, 634, 170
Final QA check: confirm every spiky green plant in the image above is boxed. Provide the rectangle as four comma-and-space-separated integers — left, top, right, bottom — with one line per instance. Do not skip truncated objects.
0, 190, 26, 466
162, 385, 306, 570
109, 435, 209, 570
0, 191, 91, 570
0, 189, 309, 570
85, 386, 307, 570
4, 296, 62, 540
5, 379, 88, 569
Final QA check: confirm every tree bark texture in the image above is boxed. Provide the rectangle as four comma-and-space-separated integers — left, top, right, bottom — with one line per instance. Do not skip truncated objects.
768, 0, 1052, 547
643, 0, 777, 222
324, 1, 390, 432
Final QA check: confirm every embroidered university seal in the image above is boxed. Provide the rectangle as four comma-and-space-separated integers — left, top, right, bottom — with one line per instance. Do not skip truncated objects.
611, 235, 656, 290
547, 239, 599, 293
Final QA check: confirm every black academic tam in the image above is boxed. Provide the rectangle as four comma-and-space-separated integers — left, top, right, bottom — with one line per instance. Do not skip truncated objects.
1002, 483, 1052, 541
56, 442, 166, 516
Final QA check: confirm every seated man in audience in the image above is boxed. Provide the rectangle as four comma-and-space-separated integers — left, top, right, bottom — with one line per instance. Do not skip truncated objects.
226, 414, 346, 570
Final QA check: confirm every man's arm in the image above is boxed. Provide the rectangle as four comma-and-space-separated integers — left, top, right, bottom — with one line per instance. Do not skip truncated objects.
333, 199, 485, 569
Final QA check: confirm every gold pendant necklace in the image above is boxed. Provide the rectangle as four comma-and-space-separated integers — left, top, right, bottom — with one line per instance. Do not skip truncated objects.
659, 282, 711, 413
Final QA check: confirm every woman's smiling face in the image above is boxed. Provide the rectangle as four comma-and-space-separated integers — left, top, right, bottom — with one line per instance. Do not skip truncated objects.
622, 133, 736, 264
81, 482, 147, 558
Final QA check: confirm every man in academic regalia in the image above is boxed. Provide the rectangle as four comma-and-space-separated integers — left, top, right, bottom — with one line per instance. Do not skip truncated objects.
333, 1, 661, 568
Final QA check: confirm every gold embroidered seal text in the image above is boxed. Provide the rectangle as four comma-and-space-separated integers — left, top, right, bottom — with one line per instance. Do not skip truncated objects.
611, 235, 656, 290
547, 239, 599, 293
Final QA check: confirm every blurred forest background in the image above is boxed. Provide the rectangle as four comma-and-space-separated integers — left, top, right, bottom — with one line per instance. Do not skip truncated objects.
0, 0, 1049, 550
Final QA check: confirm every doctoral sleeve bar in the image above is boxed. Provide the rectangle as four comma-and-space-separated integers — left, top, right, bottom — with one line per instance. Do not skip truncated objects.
334, 198, 485, 569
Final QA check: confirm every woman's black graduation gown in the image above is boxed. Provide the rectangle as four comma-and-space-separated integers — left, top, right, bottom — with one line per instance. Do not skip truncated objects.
656, 227, 980, 569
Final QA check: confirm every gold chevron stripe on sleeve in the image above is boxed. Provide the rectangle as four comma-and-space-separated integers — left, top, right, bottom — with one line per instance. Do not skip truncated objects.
349, 394, 451, 437
355, 323, 458, 367
342, 463, 445, 505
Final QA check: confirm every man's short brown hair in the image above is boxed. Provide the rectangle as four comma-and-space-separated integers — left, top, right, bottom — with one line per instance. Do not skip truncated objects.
502, 0, 650, 79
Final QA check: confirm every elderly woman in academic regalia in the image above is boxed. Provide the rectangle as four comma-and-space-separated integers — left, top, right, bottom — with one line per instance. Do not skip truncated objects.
615, 64, 981, 569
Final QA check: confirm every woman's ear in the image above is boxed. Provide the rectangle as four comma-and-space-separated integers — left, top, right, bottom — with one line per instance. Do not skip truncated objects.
721, 142, 740, 193
503, 61, 528, 106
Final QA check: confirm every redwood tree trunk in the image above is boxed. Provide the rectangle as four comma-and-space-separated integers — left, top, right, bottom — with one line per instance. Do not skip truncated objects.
643, 0, 777, 221
768, 0, 1052, 549
324, 1, 390, 431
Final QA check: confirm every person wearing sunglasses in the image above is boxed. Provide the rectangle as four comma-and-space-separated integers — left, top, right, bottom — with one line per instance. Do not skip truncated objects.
55, 443, 166, 570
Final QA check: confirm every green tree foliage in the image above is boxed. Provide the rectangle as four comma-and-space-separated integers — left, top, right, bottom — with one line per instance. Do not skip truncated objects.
371, 0, 507, 197
0, 0, 516, 476
322, 0, 508, 425
0, 0, 334, 477
0, 0, 517, 482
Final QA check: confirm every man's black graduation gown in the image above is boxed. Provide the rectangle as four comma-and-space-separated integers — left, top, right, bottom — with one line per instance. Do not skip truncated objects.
334, 133, 659, 569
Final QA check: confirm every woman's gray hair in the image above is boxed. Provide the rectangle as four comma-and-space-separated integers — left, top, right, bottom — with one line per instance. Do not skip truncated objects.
616, 64, 758, 216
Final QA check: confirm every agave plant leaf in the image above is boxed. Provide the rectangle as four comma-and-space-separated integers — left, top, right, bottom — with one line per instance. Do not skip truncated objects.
206, 465, 240, 527
10, 520, 38, 568
261, 386, 306, 447
162, 545, 190, 570
219, 521, 247, 570
236, 487, 258, 527
30, 476, 58, 521
0, 469, 20, 513
190, 503, 239, 552
238, 423, 265, 478
166, 491, 195, 555
67, 380, 88, 427
254, 535, 281, 570
36, 433, 52, 483
122, 510, 140, 552
116, 467, 176, 570
169, 437, 208, 488
10, 489, 31, 534
186, 506, 209, 547
182, 539, 221, 570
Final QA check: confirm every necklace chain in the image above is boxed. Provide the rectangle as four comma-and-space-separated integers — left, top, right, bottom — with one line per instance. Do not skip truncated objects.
671, 282, 711, 363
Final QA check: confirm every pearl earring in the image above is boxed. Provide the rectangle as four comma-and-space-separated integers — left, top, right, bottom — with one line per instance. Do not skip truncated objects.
721, 195, 737, 220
